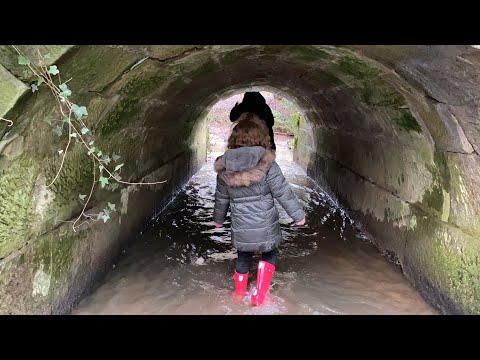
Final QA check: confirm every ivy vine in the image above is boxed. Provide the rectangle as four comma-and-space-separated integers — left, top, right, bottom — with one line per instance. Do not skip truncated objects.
4, 46, 166, 232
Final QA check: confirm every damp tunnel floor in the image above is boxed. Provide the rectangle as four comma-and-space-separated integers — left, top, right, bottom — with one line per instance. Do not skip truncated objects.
72, 135, 436, 315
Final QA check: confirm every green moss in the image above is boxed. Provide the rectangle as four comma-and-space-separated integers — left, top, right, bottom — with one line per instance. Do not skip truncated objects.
186, 59, 218, 78
121, 70, 168, 97
220, 47, 260, 65
338, 55, 380, 79
308, 71, 344, 89
60, 45, 142, 93
101, 90, 151, 136
433, 149, 451, 193
291, 135, 298, 149
51, 231, 76, 282
16, 148, 95, 234
0, 64, 29, 118
280, 46, 330, 62
0, 122, 6, 138
99, 63, 175, 137
33, 228, 86, 283
392, 109, 422, 133
420, 150, 451, 214
46, 150, 94, 202
0, 158, 37, 258
34, 234, 52, 272
294, 113, 301, 128
339, 45, 413, 67
149, 45, 198, 60
0, 69, 101, 247
170, 51, 219, 77
422, 182, 444, 212
334, 54, 408, 110
206, 125, 211, 152
406, 213, 480, 314
166, 58, 221, 100
359, 78, 405, 108
100, 97, 140, 137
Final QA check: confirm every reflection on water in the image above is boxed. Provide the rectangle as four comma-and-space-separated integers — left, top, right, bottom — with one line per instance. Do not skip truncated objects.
73, 137, 436, 315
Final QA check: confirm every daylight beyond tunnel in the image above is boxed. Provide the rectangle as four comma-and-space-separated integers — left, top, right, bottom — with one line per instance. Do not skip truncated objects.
0, 45, 479, 315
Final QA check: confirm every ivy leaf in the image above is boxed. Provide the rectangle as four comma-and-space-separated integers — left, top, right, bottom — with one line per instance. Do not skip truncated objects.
89, 141, 94, 146
81, 127, 89, 135
70, 133, 77, 138
102, 155, 111, 165
43, 53, 51, 60
97, 150, 103, 157
18, 55, 30, 65
44, 115, 53, 125
114, 163, 124, 172
60, 89, 72, 98
97, 211, 104, 221
37, 76, 44, 86
63, 116, 71, 123
101, 212, 110, 223
108, 202, 116, 211
31, 84, 38, 93
59, 83, 68, 92
48, 65, 59, 75
99, 165, 105, 172
52, 125, 63, 136
103, 208, 111, 216
112, 153, 121, 162
99, 176, 109, 188
79, 194, 87, 201
87, 147, 96, 156
72, 104, 88, 119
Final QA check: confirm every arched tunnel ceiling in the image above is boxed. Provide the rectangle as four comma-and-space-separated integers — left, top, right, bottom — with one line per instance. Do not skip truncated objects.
1, 44, 480, 315
2, 44, 480, 153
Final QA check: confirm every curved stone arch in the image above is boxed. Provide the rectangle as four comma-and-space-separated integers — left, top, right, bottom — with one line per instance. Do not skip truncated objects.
0, 45, 479, 314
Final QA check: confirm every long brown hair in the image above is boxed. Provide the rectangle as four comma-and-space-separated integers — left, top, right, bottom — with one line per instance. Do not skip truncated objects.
227, 112, 271, 150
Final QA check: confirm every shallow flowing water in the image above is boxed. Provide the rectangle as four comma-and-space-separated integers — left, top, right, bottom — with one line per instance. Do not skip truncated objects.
73, 136, 436, 315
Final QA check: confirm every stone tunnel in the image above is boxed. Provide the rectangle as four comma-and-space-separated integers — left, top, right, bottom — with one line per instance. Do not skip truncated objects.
0, 45, 479, 315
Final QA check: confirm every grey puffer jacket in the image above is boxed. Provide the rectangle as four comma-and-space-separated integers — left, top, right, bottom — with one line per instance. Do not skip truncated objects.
213, 146, 305, 253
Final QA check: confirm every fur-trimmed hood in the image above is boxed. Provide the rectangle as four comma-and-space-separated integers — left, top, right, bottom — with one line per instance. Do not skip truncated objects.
214, 146, 276, 187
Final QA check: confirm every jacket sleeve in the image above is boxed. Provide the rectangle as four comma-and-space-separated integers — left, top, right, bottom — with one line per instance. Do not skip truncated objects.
213, 176, 230, 224
266, 163, 305, 222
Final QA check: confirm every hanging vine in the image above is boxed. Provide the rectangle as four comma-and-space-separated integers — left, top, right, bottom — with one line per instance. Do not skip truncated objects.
10, 46, 166, 232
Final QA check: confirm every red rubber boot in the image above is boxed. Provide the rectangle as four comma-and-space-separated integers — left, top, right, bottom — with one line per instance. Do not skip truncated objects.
251, 260, 275, 306
233, 272, 248, 300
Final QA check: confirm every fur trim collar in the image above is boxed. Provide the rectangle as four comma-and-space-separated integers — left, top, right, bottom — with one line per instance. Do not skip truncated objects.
214, 149, 276, 187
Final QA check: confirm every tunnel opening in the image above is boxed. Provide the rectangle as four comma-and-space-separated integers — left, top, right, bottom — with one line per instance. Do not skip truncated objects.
1, 45, 479, 315
204, 88, 305, 153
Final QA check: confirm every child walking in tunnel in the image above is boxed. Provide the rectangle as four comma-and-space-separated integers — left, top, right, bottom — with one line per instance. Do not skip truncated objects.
213, 112, 305, 306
